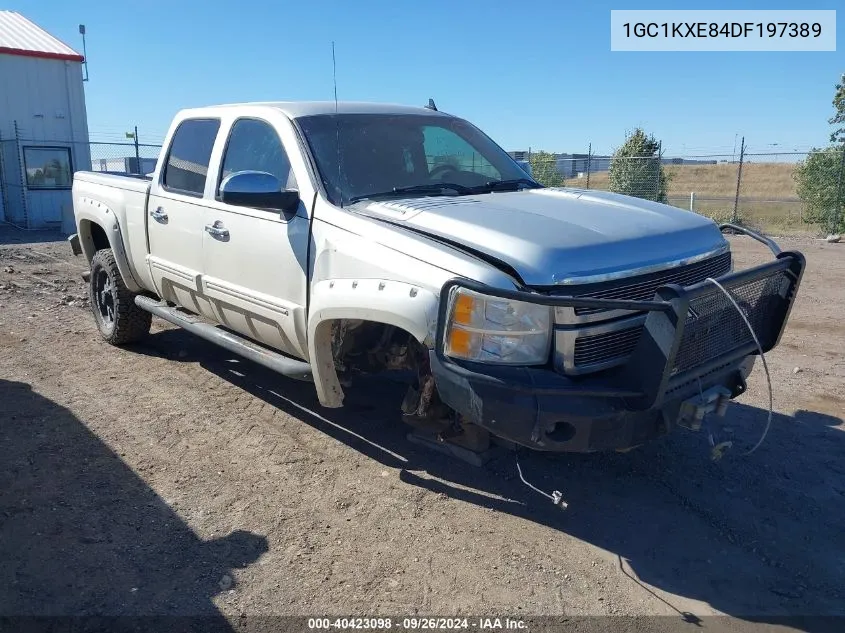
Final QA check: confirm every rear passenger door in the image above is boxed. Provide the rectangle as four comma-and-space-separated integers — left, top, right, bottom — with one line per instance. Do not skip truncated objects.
147, 118, 220, 317
200, 117, 310, 360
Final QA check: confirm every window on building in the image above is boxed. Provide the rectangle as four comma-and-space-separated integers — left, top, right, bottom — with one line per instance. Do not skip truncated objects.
218, 118, 297, 193
23, 147, 72, 189
162, 118, 220, 195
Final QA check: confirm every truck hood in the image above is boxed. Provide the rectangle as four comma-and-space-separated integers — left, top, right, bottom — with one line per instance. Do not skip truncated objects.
356, 188, 728, 286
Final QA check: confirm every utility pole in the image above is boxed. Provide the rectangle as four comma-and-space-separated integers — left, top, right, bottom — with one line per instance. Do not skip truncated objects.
586, 143, 592, 189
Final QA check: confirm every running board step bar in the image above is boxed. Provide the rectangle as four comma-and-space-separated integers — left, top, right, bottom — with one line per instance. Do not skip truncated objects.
134, 295, 312, 382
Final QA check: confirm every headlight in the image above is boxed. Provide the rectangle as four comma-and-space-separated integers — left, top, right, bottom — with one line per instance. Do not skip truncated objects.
443, 287, 552, 365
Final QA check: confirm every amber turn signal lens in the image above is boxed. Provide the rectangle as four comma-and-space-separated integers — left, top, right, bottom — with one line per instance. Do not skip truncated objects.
452, 293, 475, 325
446, 328, 472, 356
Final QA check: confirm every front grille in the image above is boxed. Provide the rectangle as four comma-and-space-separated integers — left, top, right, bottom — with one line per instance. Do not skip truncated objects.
573, 325, 643, 368
572, 251, 732, 316
561, 251, 732, 371
672, 269, 791, 374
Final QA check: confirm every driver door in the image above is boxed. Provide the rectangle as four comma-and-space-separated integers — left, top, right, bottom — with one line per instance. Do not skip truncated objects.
200, 117, 310, 360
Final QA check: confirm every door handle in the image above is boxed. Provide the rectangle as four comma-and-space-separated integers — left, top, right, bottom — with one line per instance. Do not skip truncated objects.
150, 207, 168, 222
204, 220, 230, 240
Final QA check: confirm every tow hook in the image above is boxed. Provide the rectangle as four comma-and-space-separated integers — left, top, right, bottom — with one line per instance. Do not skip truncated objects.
676, 385, 732, 431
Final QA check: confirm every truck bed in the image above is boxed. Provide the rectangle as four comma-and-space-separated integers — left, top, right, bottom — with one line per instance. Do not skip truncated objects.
73, 171, 152, 193
72, 171, 153, 291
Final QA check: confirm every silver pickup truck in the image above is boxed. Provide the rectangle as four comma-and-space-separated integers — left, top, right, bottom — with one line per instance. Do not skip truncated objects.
68, 101, 805, 457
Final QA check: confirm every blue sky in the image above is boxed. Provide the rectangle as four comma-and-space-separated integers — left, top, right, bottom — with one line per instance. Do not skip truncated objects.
12, 0, 843, 156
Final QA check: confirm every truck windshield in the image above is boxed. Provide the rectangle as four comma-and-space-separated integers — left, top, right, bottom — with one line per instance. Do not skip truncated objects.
296, 113, 539, 206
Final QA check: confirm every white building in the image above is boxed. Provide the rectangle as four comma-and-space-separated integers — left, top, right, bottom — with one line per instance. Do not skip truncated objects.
0, 11, 91, 232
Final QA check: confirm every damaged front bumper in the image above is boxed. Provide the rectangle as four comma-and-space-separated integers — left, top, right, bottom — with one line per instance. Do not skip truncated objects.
430, 225, 806, 452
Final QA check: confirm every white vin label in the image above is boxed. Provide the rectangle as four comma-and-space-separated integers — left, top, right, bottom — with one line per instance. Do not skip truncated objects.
611, 10, 836, 52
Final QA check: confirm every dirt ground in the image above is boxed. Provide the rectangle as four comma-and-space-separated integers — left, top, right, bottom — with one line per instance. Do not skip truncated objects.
1, 225, 843, 632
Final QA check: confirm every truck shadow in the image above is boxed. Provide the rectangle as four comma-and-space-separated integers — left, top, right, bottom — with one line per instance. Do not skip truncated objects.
0, 379, 268, 630
135, 329, 845, 631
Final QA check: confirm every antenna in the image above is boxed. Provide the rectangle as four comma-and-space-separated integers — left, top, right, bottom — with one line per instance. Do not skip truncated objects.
332, 41, 338, 107
332, 41, 343, 208
78, 24, 89, 82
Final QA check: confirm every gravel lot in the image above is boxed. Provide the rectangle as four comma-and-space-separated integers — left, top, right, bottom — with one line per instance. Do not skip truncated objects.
1, 225, 843, 632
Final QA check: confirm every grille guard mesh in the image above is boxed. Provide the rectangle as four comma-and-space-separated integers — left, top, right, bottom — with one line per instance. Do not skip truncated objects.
672, 269, 790, 374
622, 249, 805, 410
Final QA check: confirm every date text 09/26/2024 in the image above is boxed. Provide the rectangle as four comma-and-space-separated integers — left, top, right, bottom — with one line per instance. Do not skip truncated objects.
307, 618, 528, 631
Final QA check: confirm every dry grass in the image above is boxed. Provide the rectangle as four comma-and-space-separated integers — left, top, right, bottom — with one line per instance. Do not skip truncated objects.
577, 162, 799, 199
570, 162, 814, 234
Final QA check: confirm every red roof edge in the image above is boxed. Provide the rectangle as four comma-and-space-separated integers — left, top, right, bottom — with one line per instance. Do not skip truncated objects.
0, 46, 84, 63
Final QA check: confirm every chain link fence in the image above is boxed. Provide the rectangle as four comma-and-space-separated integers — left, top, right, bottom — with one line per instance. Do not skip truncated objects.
515, 145, 845, 234
0, 127, 163, 229
0, 138, 27, 226
87, 141, 162, 176
3, 128, 843, 235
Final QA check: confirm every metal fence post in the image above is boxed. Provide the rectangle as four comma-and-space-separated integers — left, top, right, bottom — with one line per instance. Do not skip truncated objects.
13, 120, 28, 228
134, 126, 141, 175
655, 140, 663, 202
832, 141, 845, 233
690, 191, 695, 212
732, 136, 745, 223
0, 129, 7, 223
586, 143, 592, 189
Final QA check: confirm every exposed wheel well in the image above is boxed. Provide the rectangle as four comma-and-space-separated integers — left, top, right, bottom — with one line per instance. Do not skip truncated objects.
89, 222, 109, 251
79, 219, 110, 259
328, 318, 458, 435
331, 319, 424, 376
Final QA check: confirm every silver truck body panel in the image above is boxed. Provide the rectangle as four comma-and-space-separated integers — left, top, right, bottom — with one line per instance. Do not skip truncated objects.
355, 188, 726, 286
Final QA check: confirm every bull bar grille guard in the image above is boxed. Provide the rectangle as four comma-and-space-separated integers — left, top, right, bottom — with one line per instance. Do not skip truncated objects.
433, 224, 806, 412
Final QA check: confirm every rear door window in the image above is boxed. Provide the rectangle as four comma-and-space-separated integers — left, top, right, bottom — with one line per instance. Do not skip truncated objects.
162, 118, 220, 196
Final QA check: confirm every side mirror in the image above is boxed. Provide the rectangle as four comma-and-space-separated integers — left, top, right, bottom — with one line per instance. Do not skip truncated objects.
219, 170, 300, 213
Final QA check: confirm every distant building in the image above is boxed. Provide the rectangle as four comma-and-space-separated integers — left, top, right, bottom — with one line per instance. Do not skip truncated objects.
0, 11, 91, 231
661, 157, 718, 166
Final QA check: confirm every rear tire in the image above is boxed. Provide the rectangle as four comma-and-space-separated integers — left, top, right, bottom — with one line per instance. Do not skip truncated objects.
89, 248, 151, 345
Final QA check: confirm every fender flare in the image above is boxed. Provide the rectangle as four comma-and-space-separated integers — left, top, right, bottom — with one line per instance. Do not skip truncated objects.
75, 197, 143, 293
306, 278, 439, 407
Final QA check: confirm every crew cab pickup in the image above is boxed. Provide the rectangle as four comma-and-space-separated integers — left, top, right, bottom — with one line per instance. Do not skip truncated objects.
68, 101, 805, 456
